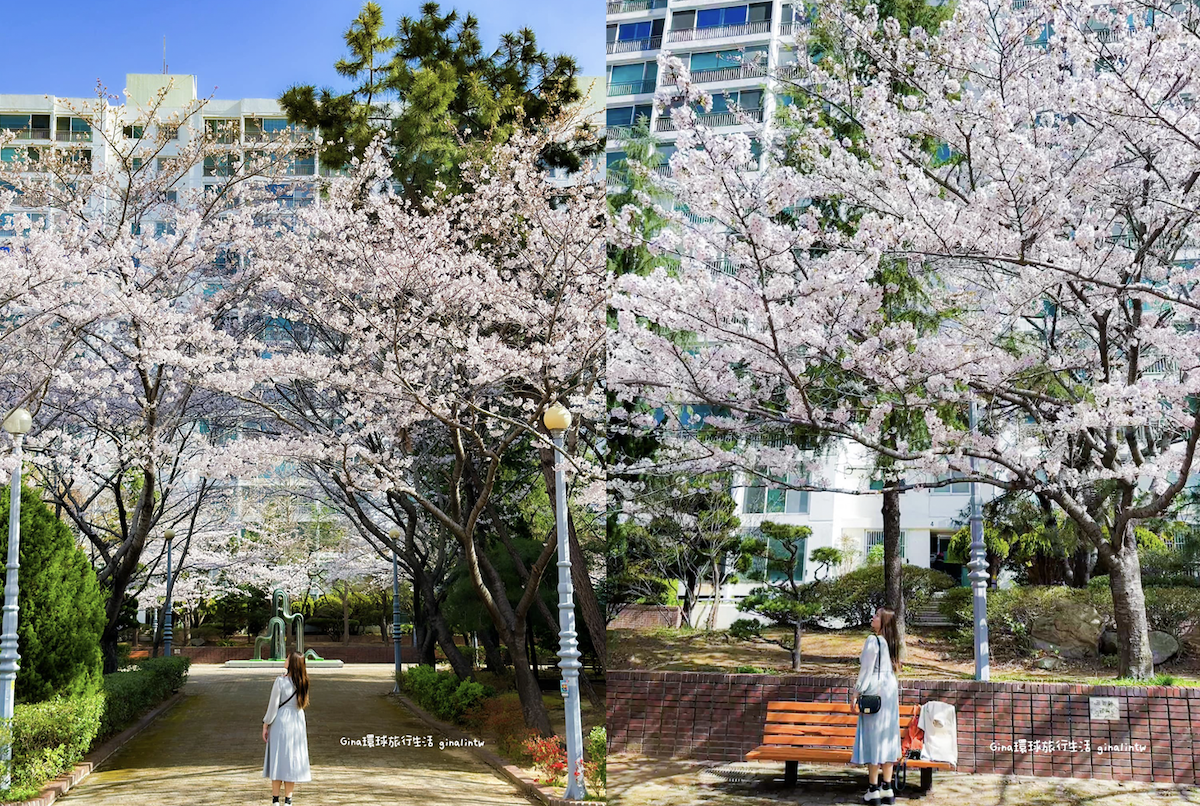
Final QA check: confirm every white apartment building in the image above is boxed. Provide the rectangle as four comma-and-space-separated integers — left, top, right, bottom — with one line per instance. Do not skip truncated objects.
605, 2, 1004, 627
0, 73, 332, 236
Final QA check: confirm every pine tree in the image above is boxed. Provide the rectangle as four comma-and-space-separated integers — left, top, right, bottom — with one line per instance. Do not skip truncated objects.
0, 485, 106, 703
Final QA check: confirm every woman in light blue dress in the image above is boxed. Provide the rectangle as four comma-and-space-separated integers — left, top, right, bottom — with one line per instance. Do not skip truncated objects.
262, 650, 312, 805
850, 607, 902, 805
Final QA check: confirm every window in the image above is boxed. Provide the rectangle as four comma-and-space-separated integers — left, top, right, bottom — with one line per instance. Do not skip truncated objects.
0, 114, 50, 140
161, 124, 180, 140
245, 117, 312, 142
611, 19, 663, 43
287, 151, 316, 176
698, 5, 748, 28
205, 118, 240, 144
608, 61, 658, 93
154, 221, 176, 238
123, 125, 145, 139
931, 472, 971, 494
131, 157, 144, 171
743, 469, 809, 514
866, 530, 907, 557
64, 149, 92, 173
708, 89, 763, 113
606, 151, 627, 170
157, 157, 180, 175
0, 146, 38, 165
690, 47, 766, 73
55, 116, 92, 142
606, 105, 653, 128
203, 154, 240, 177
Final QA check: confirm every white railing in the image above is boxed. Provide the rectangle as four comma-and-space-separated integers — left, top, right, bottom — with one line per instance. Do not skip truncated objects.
778, 21, 812, 37
668, 20, 771, 43
608, 80, 656, 96
10, 129, 51, 141
608, 36, 663, 54
689, 64, 767, 84
657, 108, 763, 131
607, 0, 666, 12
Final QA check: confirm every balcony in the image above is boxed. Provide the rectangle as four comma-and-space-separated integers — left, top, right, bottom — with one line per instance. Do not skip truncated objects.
657, 108, 764, 131
690, 63, 767, 84
608, 79, 657, 96
778, 20, 812, 37
608, 36, 662, 54
11, 129, 51, 141
667, 20, 772, 44
607, 0, 666, 12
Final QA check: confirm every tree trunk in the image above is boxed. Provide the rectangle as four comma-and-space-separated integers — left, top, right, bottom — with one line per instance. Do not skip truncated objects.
706, 559, 722, 631
1107, 544, 1154, 678
679, 568, 700, 628
412, 583, 425, 660
510, 626, 554, 736
882, 483, 906, 653
342, 580, 351, 647
479, 626, 506, 674
1073, 545, 1092, 587
791, 621, 803, 671
380, 591, 390, 644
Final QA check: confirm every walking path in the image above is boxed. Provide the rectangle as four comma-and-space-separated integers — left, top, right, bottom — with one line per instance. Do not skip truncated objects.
609, 756, 1200, 805
58, 664, 533, 806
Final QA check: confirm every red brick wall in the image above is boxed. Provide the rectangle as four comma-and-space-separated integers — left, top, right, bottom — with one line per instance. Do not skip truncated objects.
611, 606, 683, 629
177, 645, 421, 663
607, 670, 1200, 785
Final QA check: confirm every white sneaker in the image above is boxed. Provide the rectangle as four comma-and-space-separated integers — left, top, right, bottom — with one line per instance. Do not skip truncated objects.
863, 785, 882, 803
879, 783, 895, 804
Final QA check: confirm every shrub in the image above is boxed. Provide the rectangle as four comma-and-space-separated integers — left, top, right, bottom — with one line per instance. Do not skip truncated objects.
815, 565, 956, 627
1, 691, 104, 797
524, 735, 567, 787
1143, 588, 1200, 637
402, 665, 493, 724
0, 485, 106, 703
942, 586, 1115, 658
733, 664, 769, 674
463, 691, 536, 760
585, 726, 607, 790
99, 656, 191, 740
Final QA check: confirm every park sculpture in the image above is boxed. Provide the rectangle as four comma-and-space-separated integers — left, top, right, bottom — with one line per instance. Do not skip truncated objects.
253, 588, 324, 662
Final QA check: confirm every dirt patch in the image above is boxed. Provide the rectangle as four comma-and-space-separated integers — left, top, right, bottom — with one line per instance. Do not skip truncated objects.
609, 627, 1200, 684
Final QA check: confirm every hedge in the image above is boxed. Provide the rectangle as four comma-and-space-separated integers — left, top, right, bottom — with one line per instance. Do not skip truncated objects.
815, 565, 957, 628
401, 665, 492, 724
99, 656, 191, 740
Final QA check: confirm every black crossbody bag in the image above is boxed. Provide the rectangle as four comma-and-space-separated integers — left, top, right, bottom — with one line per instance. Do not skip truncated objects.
856, 635, 884, 715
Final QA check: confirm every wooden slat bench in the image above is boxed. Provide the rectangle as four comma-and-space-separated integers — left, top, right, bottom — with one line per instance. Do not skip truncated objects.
746, 701, 954, 792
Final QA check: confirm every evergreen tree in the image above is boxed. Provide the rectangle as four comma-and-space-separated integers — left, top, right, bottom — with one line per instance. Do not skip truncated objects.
280, 2, 592, 199
0, 485, 105, 703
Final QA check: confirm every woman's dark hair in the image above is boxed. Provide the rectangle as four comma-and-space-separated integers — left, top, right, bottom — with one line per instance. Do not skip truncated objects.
286, 651, 310, 709
877, 607, 902, 673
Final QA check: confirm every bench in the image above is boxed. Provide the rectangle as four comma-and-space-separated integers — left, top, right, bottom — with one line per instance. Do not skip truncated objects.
746, 701, 954, 792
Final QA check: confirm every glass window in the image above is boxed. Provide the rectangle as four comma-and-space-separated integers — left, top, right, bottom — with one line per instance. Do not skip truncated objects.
931, 472, 971, 494
748, 2, 772, 23
123, 125, 144, 139
203, 154, 239, 177
606, 151, 627, 170
866, 531, 907, 556
205, 118, 240, 144
56, 116, 92, 142
607, 25, 618, 44
618, 21, 652, 40
287, 151, 316, 176
785, 488, 809, 513
672, 10, 695, 30
0, 114, 29, 131
610, 63, 645, 84
606, 105, 653, 127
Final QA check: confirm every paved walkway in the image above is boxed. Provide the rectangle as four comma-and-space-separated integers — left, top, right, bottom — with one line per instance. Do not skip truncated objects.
610, 756, 1200, 805
59, 664, 533, 806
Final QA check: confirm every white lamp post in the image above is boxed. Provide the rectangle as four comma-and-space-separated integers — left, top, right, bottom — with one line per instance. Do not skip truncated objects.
162, 529, 175, 658
967, 400, 990, 680
389, 527, 403, 693
1, 408, 32, 788
543, 402, 586, 801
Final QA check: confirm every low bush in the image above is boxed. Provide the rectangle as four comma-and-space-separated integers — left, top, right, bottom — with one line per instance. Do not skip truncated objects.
586, 725, 607, 790
1143, 587, 1200, 637
99, 656, 191, 740
463, 691, 536, 760
815, 565, 956, 628
524, 735, 567, 787
402, 665, 493, 724
0, 692, 104, 799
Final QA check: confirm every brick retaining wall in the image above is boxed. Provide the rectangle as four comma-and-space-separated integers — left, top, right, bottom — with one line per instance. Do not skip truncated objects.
607, 670, 1200, 784
610, 606, 682, 629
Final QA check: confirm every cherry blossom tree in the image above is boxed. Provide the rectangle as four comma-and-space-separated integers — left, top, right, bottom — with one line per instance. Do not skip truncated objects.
611, 0, 1200, 678
213, 114, 605, 731
0, 83, 311, 671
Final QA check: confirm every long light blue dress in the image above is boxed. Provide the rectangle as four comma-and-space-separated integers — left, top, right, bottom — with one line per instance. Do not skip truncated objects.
263, 675, 312, 782
850, 633, 901, 765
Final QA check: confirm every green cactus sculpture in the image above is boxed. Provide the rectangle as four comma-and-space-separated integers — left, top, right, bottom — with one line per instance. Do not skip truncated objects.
252, 588, 312, 660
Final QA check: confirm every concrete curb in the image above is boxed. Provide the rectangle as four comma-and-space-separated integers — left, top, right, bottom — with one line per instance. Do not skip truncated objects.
2, 688, 187, 806
388, 691, 593, 806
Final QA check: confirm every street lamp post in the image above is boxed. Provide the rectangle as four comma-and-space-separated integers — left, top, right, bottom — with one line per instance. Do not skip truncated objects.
543, 402, 586, 801
1, 408, 32, 788
389, 527, 403, 693
163, 529, 175, 658
967, 400, 990, 680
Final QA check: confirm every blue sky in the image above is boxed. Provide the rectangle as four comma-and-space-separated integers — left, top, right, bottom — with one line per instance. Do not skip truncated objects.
0, 0, 602, 100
